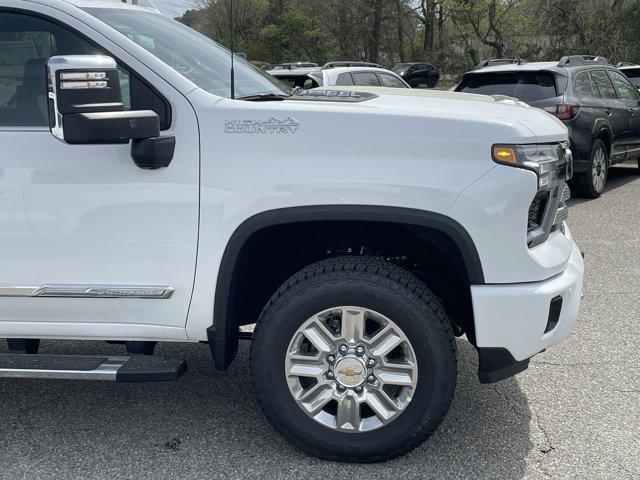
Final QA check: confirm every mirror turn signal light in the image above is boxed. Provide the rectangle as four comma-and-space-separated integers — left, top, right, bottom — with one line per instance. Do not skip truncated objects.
59, 71, 109, 90
60, 80, 109, 90
60, 72, 107, 81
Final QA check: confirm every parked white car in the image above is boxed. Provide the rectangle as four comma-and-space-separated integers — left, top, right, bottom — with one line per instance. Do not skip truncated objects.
267, 66, 321, 90
309, 66, 411, 89
0, 0, 583, 462
618, 62, 640, 90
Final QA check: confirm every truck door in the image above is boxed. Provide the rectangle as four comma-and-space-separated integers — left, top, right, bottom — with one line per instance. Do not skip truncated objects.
0, 11, 199, 339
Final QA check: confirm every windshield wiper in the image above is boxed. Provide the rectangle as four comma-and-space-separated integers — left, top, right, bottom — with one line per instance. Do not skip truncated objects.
236, 93, 289, 102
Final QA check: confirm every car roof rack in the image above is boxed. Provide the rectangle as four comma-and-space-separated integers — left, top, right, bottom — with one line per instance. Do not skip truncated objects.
616, 62, 638, 68
322, 61, 383, 70
475, 58, 527, 69
557, 55, 611, 67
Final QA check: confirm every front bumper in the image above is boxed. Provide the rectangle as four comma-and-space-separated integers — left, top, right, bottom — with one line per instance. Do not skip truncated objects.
471, 239, 584, 383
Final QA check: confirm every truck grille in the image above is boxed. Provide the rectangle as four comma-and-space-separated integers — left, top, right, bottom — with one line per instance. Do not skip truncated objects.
526, 142, 572, 247
554, 184, 571, 226
528, 191, 549, 232
527, 181, 570, 247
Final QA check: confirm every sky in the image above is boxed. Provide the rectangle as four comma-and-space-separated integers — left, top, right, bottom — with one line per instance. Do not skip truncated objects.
153, 0, 196, 17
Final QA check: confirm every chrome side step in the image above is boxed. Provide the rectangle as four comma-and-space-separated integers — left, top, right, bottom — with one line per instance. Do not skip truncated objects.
0, 353, 187, 382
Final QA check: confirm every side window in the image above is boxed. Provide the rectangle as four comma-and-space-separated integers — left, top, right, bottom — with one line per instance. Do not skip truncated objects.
378, 73, 406, 88
573, 71, 595, 99
0, 12, 99, 126
352, 72, 381, 86
0, 12, 169, 128
119, 67, 132, 109
302, 78, 317, 90
608, 70, 638, 101
336, 73, 354, 86
591, 70, 618, 100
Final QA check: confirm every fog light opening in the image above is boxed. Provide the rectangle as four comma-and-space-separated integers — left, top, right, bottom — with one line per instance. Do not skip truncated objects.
545, 296, 563, 333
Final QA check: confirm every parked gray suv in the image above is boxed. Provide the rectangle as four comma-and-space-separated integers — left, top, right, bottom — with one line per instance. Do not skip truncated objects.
456, 56, 640, 198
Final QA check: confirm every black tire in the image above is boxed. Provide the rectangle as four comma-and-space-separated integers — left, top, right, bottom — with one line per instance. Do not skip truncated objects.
250, 256, 457, 462
575, 139, 609, 198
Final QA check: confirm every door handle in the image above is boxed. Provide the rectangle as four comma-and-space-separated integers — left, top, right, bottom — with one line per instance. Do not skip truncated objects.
630, 108, 637, 117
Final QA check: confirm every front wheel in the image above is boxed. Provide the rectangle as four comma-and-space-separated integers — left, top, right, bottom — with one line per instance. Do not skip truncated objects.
250, 257, 457, 462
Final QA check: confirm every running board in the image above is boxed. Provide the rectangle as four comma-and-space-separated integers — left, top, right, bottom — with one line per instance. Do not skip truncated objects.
0, 353, 187, 382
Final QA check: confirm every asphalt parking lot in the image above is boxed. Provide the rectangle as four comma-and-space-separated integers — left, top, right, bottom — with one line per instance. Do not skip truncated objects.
1, 166, 639, 480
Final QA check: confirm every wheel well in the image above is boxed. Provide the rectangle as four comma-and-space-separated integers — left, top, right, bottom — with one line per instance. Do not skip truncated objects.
597, 129, 611, 156
209, 207, 483, 369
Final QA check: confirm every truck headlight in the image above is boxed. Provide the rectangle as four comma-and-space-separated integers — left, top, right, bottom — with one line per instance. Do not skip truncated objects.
492, 142, 573, 247
492, 143, 572, 189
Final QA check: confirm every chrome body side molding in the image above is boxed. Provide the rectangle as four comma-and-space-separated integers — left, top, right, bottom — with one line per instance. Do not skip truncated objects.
0, 285, 174, 299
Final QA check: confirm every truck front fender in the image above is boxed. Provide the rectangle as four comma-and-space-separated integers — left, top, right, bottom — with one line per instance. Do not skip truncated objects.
208, 205, 484, 370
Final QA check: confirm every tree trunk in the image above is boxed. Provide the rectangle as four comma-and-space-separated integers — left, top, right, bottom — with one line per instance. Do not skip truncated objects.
421, 0, 436, 56
369, 0, 384, 63
437, 2, 444, 50
487, 0, 505, 57
395, 0, 405, 62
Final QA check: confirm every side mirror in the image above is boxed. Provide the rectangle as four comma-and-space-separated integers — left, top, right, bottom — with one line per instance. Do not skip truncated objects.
47, 55, 174, 169
234, 52, 247, 60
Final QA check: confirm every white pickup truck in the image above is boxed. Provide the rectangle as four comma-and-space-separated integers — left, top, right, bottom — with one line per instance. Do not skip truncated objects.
0, 0, 583, 462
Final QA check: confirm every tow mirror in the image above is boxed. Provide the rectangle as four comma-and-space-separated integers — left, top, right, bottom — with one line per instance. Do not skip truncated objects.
47, 55, 174, 169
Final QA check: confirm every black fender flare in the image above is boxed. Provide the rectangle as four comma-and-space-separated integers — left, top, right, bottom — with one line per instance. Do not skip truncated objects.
207, 205, 484, 370
592, 121, 612, 152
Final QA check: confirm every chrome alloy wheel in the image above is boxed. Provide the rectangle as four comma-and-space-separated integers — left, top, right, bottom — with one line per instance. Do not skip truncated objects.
592, 146, 607, 193
284, 307, 418, 432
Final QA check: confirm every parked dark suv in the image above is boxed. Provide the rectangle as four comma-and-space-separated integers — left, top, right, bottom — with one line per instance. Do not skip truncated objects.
393, 62, 440, 88
455, 56, 640, 197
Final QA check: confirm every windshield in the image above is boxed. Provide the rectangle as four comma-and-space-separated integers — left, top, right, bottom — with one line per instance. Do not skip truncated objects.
84, 8, 290, 98
457, 72, 558, 103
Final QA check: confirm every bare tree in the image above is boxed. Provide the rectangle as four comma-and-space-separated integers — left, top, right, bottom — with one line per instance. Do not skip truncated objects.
179, 0, 640, 76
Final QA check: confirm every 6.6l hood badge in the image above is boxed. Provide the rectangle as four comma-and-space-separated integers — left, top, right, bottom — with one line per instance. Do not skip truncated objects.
225, 117, 300, 134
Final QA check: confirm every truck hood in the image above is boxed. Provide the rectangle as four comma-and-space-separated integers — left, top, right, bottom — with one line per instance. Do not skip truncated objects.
311, 86, 568, 144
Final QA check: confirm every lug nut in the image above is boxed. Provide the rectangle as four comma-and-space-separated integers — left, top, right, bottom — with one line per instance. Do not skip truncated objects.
355, 386, 363, 393
367, 374, 375, 383
355, 345, 365, 356
327, 371, 334, 378
327, 355, 335, 363
367, 358, 376, 367
337, 385, 346, 392
339, 345, 348, 354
